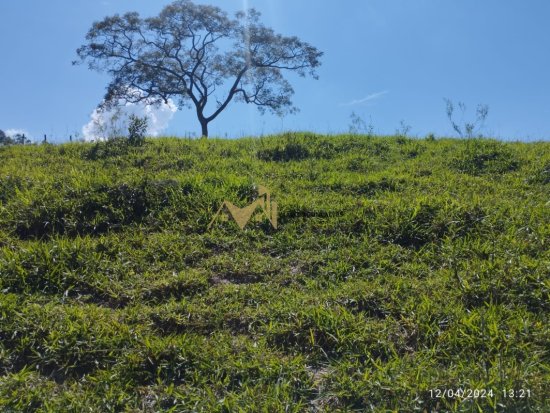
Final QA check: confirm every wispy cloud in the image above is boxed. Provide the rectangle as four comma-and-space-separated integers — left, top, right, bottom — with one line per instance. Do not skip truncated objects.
340, 90, 389, 106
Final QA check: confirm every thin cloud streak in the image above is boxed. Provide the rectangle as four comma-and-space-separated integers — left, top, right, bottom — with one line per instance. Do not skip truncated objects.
340, 90, 389, 106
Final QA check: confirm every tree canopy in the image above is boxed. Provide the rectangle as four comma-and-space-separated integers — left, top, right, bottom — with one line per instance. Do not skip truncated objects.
76, 0, 323, 137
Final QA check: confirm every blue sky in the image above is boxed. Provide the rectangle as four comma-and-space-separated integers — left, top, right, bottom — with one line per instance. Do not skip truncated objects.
1, 0, 549, 142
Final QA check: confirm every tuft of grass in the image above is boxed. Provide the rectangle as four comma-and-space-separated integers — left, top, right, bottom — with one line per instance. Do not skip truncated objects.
450, 139, 520, 175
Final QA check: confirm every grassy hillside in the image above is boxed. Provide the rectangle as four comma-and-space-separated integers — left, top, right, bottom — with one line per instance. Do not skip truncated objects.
0, 134, 548, 412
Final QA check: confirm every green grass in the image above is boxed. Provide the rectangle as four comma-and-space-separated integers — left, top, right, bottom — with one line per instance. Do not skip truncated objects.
0, 133, 548, 412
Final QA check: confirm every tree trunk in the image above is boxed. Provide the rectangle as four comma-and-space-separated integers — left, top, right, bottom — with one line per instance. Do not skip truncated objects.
200, 119, 209, 138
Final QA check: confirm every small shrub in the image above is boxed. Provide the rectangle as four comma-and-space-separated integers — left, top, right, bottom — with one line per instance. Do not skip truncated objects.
83, 137, 130, 160
349, 112, 374, 136
395, 120, 411, 140
128, 115, 148, 147
445, 99, 489, 138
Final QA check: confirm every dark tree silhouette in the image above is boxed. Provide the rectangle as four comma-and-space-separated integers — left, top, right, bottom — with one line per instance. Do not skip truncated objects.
0, 130, 28, 146
75, 0, 322, 137
13, 133, 31, 145
0, 129, 10, 145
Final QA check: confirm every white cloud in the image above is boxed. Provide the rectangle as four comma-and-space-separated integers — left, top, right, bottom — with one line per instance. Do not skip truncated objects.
340, 90, 389, 106
5, 129, 33, 139
82, 98, 178, 141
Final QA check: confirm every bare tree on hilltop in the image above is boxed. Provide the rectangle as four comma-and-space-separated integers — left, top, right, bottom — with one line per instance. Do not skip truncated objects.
75, 0, 322, 137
